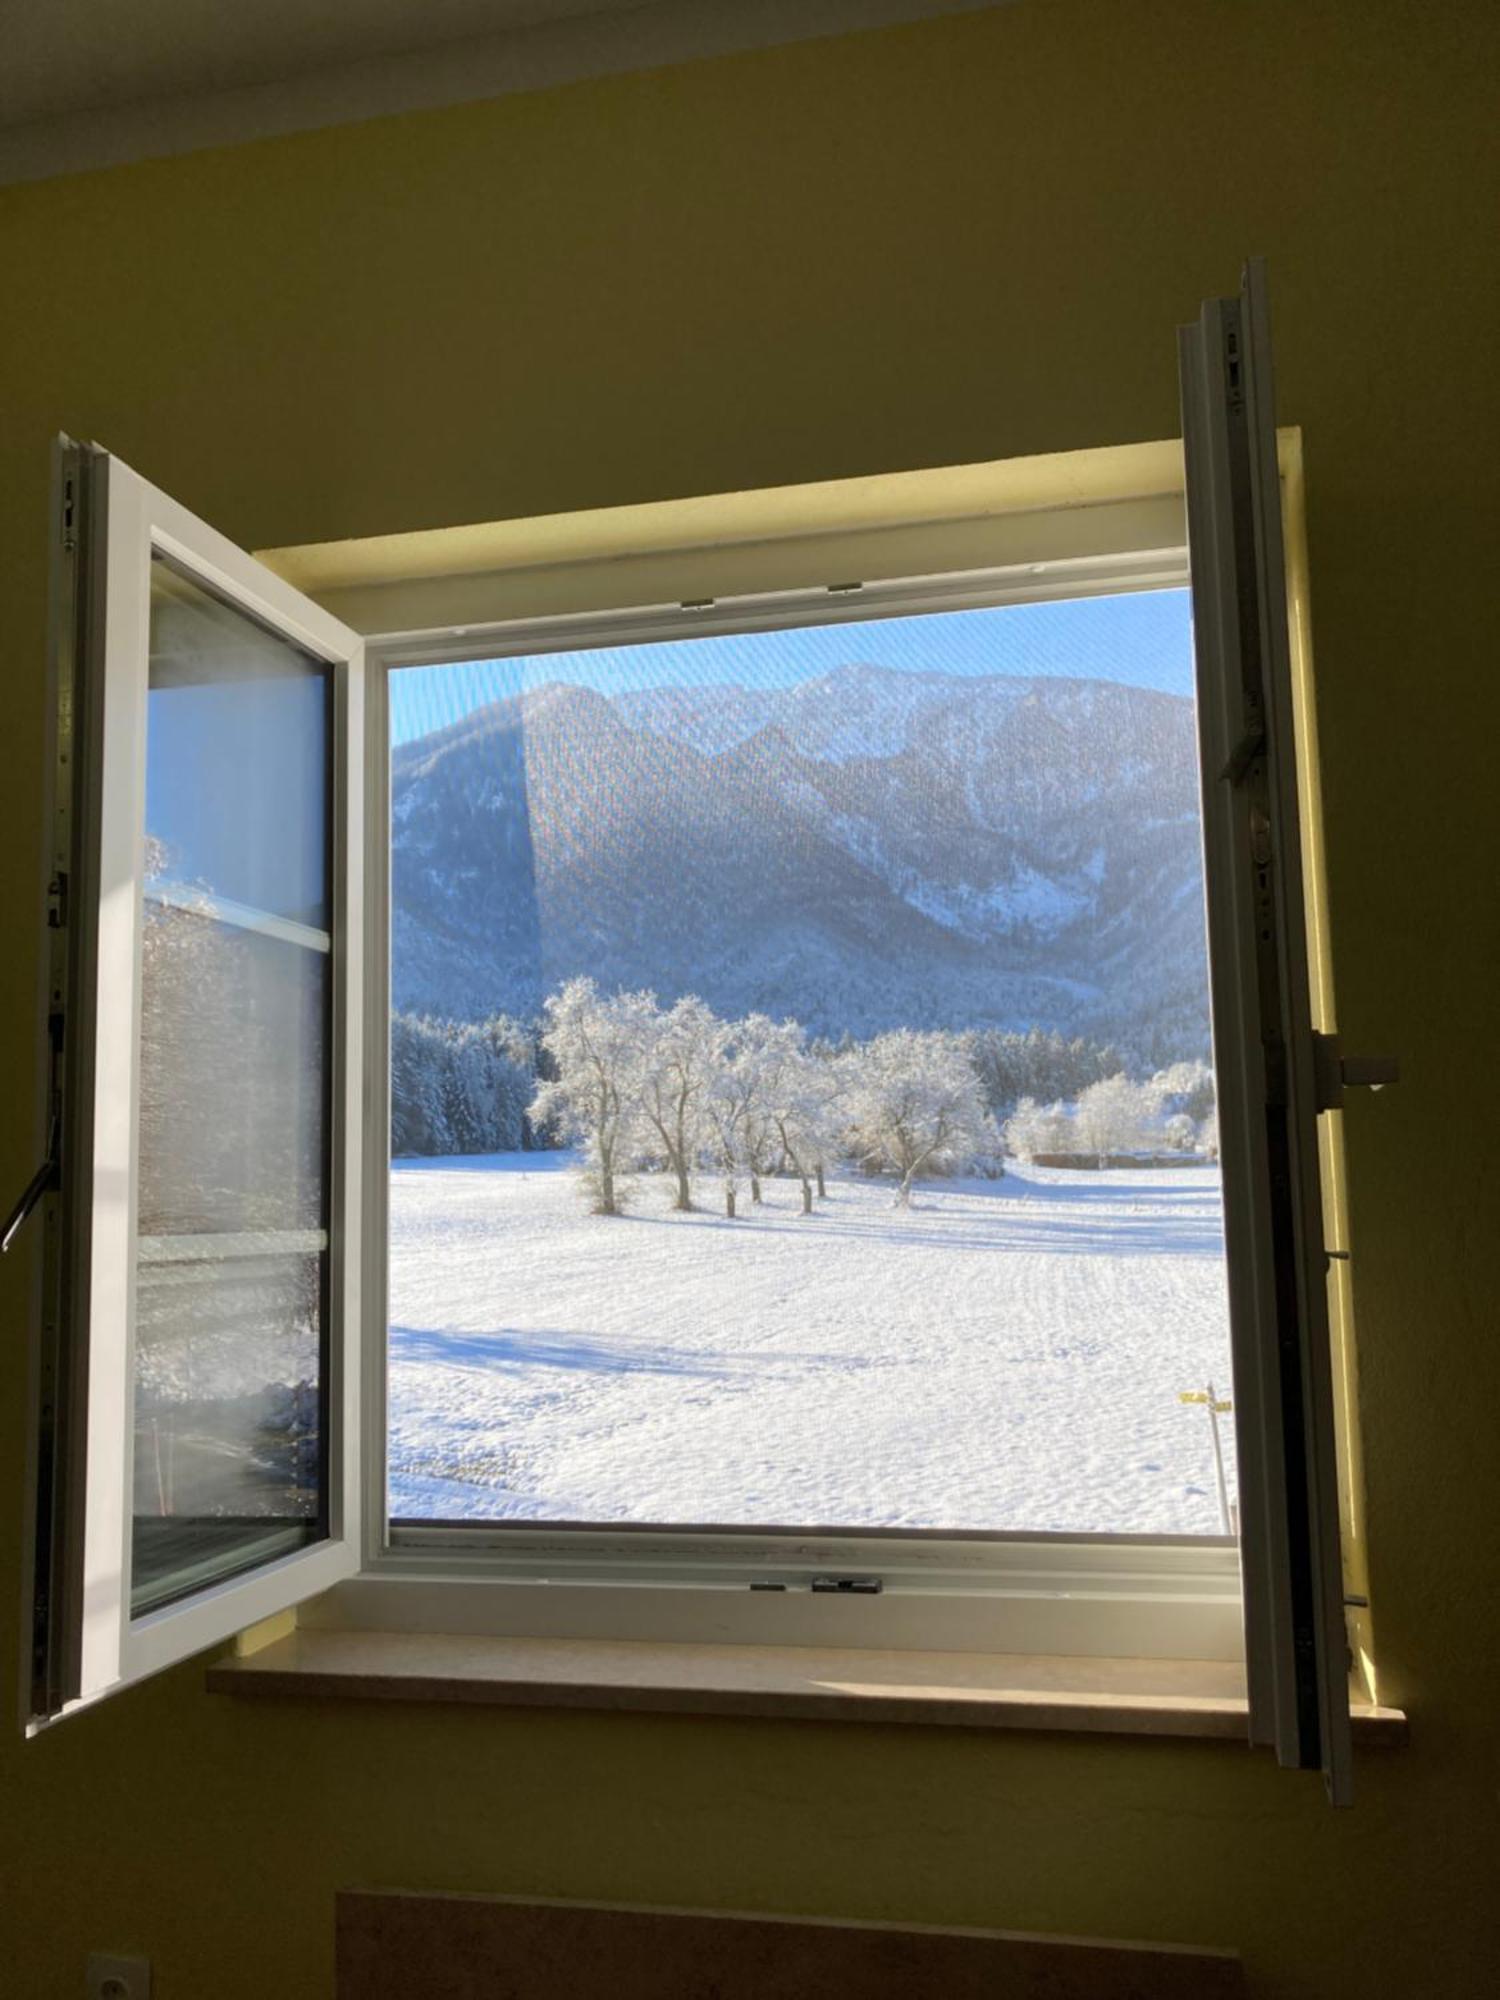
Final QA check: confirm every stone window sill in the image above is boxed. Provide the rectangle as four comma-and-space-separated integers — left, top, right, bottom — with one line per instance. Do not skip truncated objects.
208, 1629, 1407, 1744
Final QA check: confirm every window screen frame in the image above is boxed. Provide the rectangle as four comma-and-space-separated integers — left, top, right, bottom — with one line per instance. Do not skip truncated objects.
348, 540, 1250, 1665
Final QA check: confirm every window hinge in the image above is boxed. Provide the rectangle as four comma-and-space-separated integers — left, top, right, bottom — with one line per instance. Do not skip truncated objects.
1311, 1032, 1400, 1114
1224, 320, 1246, 413
810, 1575, 883, 1595
60, 473, 77, 554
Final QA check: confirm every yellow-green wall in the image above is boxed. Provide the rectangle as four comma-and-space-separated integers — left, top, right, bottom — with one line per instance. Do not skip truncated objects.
2, 4, 1496, 1993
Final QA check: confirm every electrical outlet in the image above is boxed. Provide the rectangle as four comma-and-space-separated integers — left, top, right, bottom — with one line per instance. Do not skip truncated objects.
86, 1952, 151, 2000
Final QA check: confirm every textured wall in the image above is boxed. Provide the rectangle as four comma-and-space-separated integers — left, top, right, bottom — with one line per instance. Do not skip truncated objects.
2, 3, 1496, 1994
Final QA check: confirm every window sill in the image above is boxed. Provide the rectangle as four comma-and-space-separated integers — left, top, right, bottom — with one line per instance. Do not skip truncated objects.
207, 1629, 1407, 1745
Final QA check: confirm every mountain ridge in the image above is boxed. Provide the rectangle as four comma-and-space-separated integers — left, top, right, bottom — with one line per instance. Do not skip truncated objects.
390, 662, 1210, 1060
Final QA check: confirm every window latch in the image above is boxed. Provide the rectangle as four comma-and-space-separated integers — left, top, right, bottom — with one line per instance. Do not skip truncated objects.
2, 1114, 59, 1256
810, 1575, 883, 1595
1220, 692, 1267, 785
1221, 720, 1266, 785
1311, 1032, 1400, 1114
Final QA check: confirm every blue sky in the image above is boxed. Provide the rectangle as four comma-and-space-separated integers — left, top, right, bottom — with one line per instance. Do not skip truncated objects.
388, 586, 1193, 746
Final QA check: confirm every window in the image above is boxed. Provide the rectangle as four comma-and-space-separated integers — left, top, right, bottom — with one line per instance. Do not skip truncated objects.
19, 462, 366, 1713
18, 263, 1380, 1802
381, 587, 1237, 1542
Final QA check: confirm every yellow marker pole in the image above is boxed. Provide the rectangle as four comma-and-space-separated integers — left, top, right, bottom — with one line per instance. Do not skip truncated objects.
1180, 1385, 1234, 1535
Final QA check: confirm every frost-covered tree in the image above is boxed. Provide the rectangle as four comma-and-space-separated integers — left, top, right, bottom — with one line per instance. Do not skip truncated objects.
1002, 1095, 1075, 1163
637, 994, 727, 1211
700, 1012, 789, 1218
847, 1029, 993, 1206
390, 1012, 536, 1157
968, 1026, 1122, 1116
802, 1045, 856, 1199
702, 1052, 750, 1219
440, 1016, 535, 1154
748, 1020, 833, 1216
725, 1014, 785, 1205
1162, 1111, 1197, 1153
1073, 1073, 1154, 1166
529, 977, 655, 1215
390, 1013, 448, 1156
1146, 1058, 1217, 1125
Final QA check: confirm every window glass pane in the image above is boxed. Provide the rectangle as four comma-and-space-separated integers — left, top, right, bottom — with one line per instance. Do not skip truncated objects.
138, 908, 326, 1234
131, 557, 331, 1615
386, 592, 1235, 1536
132, 1252, 322, 1614
146, 563, 328, 925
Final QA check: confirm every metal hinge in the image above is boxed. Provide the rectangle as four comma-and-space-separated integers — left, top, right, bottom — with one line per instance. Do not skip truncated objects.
1311, 1032, 1401, 1114
1224, 317, 1246, 414
810, 1575, 883, 1595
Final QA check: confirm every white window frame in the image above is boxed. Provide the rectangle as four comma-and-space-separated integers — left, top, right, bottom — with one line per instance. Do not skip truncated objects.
22, 445, 366, 1727
337, 545, 1244, 1670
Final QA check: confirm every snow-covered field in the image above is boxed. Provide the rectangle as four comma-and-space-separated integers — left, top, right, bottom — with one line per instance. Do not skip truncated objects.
387, 1153, 1236, 1535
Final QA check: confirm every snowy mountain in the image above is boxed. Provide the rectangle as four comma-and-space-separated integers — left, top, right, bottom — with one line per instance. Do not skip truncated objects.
390, 663, 1211, 1057
612, 661, 967, 762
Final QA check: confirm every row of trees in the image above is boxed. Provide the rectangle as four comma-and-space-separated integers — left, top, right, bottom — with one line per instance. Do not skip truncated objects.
388, 994, 1218, 1202
966, 1027, 1125, 1117
390, 1012, 537, 1158
530, 978, 993, 1216
1003, 1062, 1217, 1167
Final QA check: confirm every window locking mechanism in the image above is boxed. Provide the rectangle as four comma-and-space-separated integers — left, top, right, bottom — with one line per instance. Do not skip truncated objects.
1221, 715, 1266, 786
1311, 1032, 1400, 1114
2, 1113, 59, 1256
810, 1575, 883, 1595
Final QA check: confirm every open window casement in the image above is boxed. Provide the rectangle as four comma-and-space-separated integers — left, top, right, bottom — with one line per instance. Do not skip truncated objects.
1181, 262, 1357, 1802
22, 442, 365, 1729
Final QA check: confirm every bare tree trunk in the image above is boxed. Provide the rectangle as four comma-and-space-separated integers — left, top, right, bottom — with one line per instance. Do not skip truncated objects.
895, 1168, 914, 1208
725, 1183, 736, 1218
599, 1156, 618, 1215
750, 1173, 763, 1204
673, 1158, 693, 1211
816, 1163, 826, 1198
801, 1175, 813, 1215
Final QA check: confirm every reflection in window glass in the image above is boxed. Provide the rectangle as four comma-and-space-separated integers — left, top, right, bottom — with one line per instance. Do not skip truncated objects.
131, 558, 331, 1615
386, 592, 1235, 1535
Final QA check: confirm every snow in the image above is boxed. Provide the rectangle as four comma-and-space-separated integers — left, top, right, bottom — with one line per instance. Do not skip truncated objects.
387, 1152, 1237, 1535
903, 865, 1093, 940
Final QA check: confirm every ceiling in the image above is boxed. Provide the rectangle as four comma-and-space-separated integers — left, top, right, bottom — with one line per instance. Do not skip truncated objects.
0, 2, 999, 185
0, 2, 654, 129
